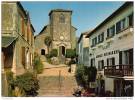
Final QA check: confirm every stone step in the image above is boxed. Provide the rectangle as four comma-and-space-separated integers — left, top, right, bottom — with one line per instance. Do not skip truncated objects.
38, 75, 77, 96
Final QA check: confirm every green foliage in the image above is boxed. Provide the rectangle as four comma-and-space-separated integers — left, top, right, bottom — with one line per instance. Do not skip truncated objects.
45, 54, 51, 59
68, 59, 76, 66
75, 65, 97, 87
88, 66, 97, 82
50, 49, 58, 57
6, 70, 14, 84
6, 71, 14, 96
44, 36, 52, 47
14, 72, 39, 96
44, 36, 52, 53
75, 64, 88, 86
66, 49, 76, 58
34, 56, 44, 74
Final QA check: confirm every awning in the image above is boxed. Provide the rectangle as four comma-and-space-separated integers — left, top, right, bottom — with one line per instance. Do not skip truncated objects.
2, 36, 17, 48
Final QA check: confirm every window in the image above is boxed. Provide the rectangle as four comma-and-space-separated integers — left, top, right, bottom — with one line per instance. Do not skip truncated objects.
121, 49, 133, 65
59, 14, 65, 23
92, 37, 97, 47
92, 38, 95, 47
98, 32, 104, 43
107, 57, 115, 66
41, 49, 45, 55
107, 25, 115, 38
121, 18, 126, 29
128, 13, 133, 26
91, 58, 95, 67
21, 18, 25, 36
22, 47, 25, 66
116, 21, 121, 33
116, 18, 126, 34
27, 24, 29, 42
98, 60, 104, 70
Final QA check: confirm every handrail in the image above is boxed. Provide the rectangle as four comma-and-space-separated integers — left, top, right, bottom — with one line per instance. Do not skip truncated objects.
104, 64, 133, 77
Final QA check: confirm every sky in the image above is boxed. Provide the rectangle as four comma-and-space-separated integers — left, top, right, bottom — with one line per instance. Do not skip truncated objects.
21, 1, 125, 37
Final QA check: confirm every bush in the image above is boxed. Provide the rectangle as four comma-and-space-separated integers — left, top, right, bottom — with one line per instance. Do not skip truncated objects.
34, 56, 44, 74
68, 59, 76, 66
6, 71, 14, 96
75, 64, 88, 87
66, 49, 76, 58
14, 72, 39, 96
50, 49, 58, 57
88, 66, 97, 82
75, 65, 97, 88
45, 54, 51, 59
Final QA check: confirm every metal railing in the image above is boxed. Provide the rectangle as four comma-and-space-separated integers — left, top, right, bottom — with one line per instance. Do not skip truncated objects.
104, 64, 133, 77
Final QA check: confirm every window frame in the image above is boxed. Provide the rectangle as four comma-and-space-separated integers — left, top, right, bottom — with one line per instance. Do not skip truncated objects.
59, 13, 65, 23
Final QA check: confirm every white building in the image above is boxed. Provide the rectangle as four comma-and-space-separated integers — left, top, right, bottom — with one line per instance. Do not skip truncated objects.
86, 2, 133, 96
78, 31, 91, 66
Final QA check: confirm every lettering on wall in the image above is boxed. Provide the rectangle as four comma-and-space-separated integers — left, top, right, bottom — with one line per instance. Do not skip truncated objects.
96, 50, 119, 58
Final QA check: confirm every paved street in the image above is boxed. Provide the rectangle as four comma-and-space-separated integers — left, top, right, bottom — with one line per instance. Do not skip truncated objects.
37, 64, 78, 96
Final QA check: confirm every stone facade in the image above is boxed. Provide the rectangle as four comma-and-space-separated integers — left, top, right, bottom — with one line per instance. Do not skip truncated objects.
2, 2, 35, 96
34, 25, 50, 59
2, 2, 35, 76
35, 9, 77, 60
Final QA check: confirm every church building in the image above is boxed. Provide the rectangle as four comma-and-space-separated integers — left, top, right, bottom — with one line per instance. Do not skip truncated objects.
35, 9, 77, 61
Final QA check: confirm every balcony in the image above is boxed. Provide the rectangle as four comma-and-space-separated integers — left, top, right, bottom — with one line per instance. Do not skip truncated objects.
104, 64, 133, 77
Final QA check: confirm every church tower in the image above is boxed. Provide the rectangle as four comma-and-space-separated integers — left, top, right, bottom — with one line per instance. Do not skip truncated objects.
49, 9, 74, 58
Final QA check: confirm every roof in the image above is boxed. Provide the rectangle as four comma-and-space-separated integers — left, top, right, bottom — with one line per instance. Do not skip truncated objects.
2, 36, 17, 48
39, 25, 49, 34
78, 30, 92, 43
72, 26, 77, 30
31, 24, 35, 32
17, 2, 27, 17
86, 2, 133, 37
49, 9, 72, 16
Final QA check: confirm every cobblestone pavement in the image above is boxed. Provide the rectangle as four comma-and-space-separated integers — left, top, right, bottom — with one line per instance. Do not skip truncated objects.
37, 64, 78, 97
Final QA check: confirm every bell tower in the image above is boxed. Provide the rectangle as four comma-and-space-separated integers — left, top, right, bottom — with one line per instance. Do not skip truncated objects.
49, 9, 73, 57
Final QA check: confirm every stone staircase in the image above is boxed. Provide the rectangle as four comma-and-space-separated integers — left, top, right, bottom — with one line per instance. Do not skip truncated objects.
37, 76, 77, 96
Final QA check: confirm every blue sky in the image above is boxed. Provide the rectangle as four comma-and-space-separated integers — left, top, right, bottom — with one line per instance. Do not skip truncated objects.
21, 1, 124, 37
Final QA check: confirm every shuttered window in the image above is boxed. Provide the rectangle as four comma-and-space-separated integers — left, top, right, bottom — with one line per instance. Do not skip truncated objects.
21, 18, 25, 37
116, 21, 121, 33
128, 13, 133, 27
119, 51, 122, 65
27, 24, 30, 42
22, 47, 25, 66
98, 60, 104, 70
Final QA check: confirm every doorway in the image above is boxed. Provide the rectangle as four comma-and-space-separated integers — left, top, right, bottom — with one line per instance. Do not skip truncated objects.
41, 49, 45, 55
59, 46, 65, 56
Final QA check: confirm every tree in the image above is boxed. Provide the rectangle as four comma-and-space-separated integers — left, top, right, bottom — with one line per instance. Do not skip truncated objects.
75, 64, 87, 87
88, 66, 97, 82
44, 36, 52, 54
33, 55, 44, 74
